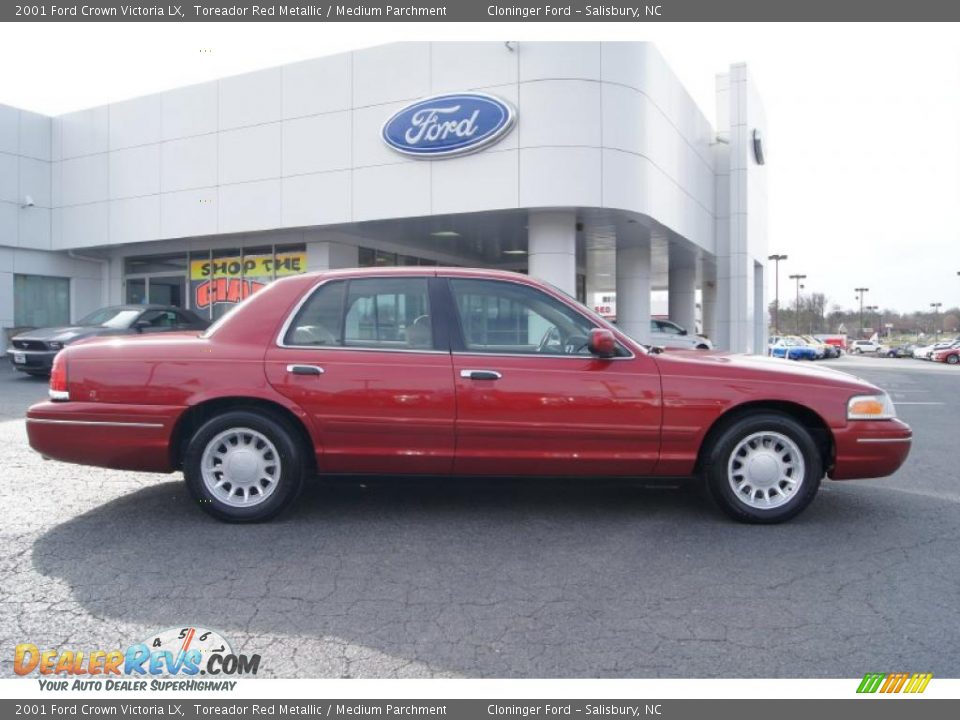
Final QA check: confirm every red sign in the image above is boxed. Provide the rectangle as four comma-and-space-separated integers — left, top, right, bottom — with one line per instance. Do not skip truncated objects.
194, 278, 266, 310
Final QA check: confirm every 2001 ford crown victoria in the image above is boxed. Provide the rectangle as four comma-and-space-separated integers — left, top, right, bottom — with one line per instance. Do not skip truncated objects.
26, 268, 912, 524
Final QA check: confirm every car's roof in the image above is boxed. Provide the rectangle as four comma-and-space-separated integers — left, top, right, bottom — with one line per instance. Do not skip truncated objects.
296, 266, 535, 282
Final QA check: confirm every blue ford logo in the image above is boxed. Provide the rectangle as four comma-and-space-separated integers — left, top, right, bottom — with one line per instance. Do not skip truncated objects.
381, 92, 516, 159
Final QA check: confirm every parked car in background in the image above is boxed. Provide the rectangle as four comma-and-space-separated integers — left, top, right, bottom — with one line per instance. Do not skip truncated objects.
769, 336, 818, 361
799, 335, 828, 359
26, 267, 911, 525
850, 339, 884, 354
914, 338, 959, 360
886, 343, 917, 358
815, 334, 847, 354
932, 342, 960, 365
649, 319, 712, 350
6, 305, 209, 376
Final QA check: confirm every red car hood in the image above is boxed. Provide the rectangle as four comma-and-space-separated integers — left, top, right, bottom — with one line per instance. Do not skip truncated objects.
652, 349, 880, 392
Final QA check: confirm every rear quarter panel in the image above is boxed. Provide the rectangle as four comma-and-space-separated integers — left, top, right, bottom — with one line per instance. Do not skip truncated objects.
40, 276, 324, 470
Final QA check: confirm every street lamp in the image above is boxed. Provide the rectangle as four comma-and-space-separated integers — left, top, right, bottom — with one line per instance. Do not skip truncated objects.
931, 302, 943, 340
768, 254, 788, 334
854, 287, 869, 338
788, 274, 806, 334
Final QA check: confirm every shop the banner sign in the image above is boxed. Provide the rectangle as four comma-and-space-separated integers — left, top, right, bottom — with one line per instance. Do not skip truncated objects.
190, 252, 305, 310
381, 92, 516, 158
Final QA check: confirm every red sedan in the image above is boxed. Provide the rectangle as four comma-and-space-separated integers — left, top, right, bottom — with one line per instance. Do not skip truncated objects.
26, 268, 912, 524
932, 344, 960, 365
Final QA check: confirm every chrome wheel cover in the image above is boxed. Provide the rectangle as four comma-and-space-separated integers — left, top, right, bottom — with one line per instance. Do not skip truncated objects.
727, 431, 805, 510
201, 428, 281, 508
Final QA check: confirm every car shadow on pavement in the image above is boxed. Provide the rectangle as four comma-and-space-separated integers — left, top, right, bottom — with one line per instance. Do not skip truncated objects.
31, 475, 960, 677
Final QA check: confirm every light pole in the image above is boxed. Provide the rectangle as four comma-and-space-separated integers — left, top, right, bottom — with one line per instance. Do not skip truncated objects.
855, 287, 869, 339
768, 254, 788, 334
931, 302, 942, 340
789, 274, 806, 334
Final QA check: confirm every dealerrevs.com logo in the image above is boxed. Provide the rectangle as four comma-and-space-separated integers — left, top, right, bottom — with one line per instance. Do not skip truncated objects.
14, 626, 260, 691
857, 672, 933, 694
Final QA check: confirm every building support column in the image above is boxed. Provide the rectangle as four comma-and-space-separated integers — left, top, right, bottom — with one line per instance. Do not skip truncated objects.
527, 210, 577, 298
615, 240, 652, 344
753, 260, 766, 354
306, 238, 360, 271
668, 246, 698, 334
702, 267, 717, 343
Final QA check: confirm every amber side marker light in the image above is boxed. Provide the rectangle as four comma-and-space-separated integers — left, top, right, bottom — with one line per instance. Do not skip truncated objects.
49, 354, 70, 402
847, 393, 896, 420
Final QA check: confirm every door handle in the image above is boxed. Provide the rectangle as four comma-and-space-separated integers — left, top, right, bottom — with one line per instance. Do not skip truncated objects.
460, 369, 502, 380
286, 364, 324, 376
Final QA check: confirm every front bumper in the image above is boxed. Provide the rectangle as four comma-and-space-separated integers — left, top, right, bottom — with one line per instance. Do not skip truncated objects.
26, 401, 184, 473
830, 418, 912, 480
6, 347, 56, 372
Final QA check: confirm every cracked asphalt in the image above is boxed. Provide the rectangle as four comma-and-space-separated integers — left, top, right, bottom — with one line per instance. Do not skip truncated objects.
1, 354, 958, 678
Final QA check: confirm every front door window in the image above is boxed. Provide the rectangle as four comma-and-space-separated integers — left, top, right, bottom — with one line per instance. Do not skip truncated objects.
449, 278, 598, 356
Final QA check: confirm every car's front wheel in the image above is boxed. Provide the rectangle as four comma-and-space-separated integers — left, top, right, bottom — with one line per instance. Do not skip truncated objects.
183, 410, 307, 522
702, 412, 822, 524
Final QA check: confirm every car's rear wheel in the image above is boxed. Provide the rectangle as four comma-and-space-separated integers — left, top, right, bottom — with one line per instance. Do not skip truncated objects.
702, 412, 822, 524
183, 410, 306, 522
947, 354, 959, 365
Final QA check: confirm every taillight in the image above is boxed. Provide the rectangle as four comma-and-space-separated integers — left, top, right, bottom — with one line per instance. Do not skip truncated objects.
49, 353, 70, 401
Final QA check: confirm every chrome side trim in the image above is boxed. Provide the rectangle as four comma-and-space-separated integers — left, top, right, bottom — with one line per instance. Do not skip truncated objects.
27, 418, 164, 429
452, 351, 636, 362
855, 437, 912, 444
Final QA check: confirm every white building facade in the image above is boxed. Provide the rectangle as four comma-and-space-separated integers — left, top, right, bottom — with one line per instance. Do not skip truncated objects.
0, 41, 768, 351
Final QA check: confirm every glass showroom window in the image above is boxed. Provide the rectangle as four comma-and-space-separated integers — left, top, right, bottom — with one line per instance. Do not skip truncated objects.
14, 274, 70, 328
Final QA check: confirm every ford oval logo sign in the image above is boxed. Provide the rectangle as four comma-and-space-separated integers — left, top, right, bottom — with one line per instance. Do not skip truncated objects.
381, 93, 516, 159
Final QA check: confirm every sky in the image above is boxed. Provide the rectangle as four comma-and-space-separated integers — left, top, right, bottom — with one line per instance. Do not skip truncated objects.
0, 22, 957, 314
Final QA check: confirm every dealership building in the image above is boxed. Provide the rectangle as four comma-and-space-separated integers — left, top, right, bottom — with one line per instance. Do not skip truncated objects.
0, 41, 768, 351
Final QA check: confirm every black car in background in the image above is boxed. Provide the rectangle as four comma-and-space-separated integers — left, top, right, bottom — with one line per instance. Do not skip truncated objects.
6, 305, 209, 376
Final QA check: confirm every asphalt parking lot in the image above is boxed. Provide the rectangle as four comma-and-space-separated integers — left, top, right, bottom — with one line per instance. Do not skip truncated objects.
0, 354, 958, 679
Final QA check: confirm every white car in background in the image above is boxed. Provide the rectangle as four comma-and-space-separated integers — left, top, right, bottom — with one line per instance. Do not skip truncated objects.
649, 319, 713, 350
850, 339, 885, 354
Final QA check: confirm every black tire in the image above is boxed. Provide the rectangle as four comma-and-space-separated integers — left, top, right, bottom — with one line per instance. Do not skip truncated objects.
183, 409, 307, 522
854, 348, 862, 354
947, 354, 959, 365
701, 412, 822, 524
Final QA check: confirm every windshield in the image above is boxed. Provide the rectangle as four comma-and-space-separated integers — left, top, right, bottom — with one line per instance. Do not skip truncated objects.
77, 307, 142, 329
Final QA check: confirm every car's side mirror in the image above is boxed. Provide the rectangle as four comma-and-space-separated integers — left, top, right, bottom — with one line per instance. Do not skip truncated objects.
680, 329, 688, 336
133, 320, 151, 333
588, 328, 617, 358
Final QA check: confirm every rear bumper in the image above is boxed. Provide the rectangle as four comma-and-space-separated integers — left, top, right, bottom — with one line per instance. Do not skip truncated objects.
830, 418, 912, 480
26, 401, 184, 473
7, 348, 56, 372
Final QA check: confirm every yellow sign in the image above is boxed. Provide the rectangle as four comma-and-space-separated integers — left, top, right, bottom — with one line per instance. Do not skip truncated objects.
190, 252, 306, 281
